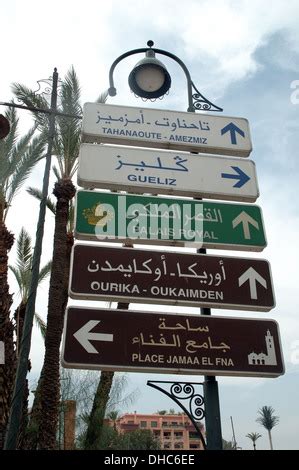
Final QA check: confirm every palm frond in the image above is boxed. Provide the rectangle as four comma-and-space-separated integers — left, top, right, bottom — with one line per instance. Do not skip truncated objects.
11, 83, 49, 130
38, 261, 52, 284
4, 125, 37, 184
54, 66, 82, 179
1, 106, 19, 154
8, 265, 23, 292
34, 312, 47, 340
0, 106, 19, 187
27, 186, 56, 214
14, 228, 32, 297
248, 432, 262, 442
96, 90, 108, 104
256, 406, 279, 431
5, 134, 45, 213
16, 227, 32, 270
52, 164, 61, 181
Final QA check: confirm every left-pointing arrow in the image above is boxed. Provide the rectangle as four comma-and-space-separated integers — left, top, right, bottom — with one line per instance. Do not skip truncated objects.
73, 320, 113, 354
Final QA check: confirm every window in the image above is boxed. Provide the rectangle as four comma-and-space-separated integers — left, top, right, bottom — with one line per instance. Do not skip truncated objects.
140, 421, 147, 428
174, 443, 183, 449
151, 421, 158, 427
127, 420, 134, 424
190, 444, 200, 449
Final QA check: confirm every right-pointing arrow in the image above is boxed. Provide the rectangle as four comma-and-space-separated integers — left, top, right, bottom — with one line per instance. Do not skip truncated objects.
232, 211, 259, 239
238, 267, 267, 300
221, 166, 250, 188
73, 320, 113, 354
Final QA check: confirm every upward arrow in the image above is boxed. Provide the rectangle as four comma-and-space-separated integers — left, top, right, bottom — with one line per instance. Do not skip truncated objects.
73, 320, 113, 354
238, 267, 267, 300
232, 211, 259, 239
221, 122, 245, 145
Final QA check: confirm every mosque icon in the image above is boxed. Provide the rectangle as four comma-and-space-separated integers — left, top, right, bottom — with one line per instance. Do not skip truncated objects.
248, 330, 277, 366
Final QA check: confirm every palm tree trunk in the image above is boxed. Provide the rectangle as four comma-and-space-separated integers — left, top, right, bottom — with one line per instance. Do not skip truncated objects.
23, 365, 44, 449
13, 302, 31, 449
38, 179, 75, 450
83, 370, 114, 450
0, 210, 15, 449
268, 429, 273, 450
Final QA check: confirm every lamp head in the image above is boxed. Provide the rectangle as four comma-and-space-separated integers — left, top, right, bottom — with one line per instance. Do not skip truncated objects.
128, 49, 171, 99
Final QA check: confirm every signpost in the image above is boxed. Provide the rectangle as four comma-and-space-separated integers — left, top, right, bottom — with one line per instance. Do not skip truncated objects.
78, 144, 258, 202
81, 103, 252, 157
69, 245, 275, 311
75, 190, 267, 251
62, 307, 284, 378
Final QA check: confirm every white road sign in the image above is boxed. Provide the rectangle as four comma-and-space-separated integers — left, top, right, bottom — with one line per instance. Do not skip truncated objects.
78, 144, 259, 202
81, 103, 252, 157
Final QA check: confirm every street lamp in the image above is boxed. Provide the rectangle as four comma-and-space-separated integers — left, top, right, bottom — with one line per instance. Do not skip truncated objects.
108, 40, 223, 112
128, 42, 171, 99
107, 41, 223, 450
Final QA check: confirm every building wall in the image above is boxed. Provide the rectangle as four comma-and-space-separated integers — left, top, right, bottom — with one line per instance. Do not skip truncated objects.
106, 412, 204, 450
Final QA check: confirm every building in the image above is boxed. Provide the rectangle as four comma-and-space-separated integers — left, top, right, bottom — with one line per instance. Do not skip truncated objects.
248, 330, 277, 366
105, 412, 205, 450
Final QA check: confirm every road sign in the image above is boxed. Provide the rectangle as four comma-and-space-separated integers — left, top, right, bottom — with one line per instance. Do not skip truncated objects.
81, 103, 252, 157
69, 245, 275, 311
62, 307, 284, 378
75, 190, 267, 251
78, 144, 258, 202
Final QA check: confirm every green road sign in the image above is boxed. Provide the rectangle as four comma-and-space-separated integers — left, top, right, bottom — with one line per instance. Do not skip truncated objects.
75, 190, 266, 251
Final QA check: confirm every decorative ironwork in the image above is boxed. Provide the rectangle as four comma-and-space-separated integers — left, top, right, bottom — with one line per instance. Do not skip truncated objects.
191, 81, 223, 112
33, 69, 63, 108
147, 380, 206, 450
34, 74, 63, 99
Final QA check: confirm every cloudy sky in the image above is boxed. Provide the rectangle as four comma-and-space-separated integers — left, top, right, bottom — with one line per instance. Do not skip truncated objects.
2, 0, 299, 450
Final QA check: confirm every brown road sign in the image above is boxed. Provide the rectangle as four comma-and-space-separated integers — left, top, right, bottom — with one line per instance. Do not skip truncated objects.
69, 245, 275, 311
62, 307, 284, 378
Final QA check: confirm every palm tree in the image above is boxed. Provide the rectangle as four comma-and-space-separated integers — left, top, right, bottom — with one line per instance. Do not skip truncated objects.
246, 432, 262, 450
13, 68, 81, 449
256, 406, 279, 450
0, 107, 45, 448
222, 438, 235, 450
9, 227, 50, 352
106, 410, 120, 431
9, 227, 50, 448
13, 68, 108, 449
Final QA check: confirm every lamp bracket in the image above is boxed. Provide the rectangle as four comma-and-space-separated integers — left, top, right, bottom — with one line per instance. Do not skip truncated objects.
147, 380, 206, 449
191, 81, 223, 112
